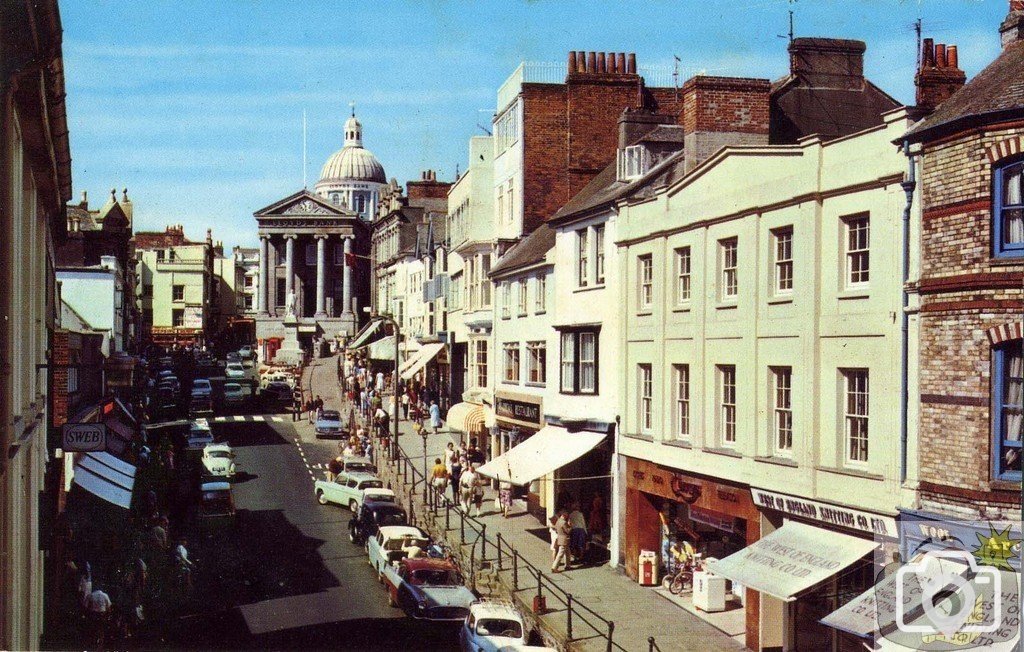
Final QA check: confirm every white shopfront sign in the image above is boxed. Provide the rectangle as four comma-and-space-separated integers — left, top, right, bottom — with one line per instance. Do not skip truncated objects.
751, 488, 898, 538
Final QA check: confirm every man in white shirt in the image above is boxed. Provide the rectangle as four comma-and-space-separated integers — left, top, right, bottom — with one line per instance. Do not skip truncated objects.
458, 465, 478, 514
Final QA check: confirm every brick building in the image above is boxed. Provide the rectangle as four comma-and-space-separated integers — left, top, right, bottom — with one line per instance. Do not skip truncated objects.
900, 1, 1024, 542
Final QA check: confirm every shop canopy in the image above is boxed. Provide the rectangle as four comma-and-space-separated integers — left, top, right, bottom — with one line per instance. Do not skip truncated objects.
348, 319, 385, 349
476, 425, 605, 486
705, 521, 878, 602
400, 342, 445, 381
446, 402, 495, 435
368, 335, 397, 361
72, 452, 136, 510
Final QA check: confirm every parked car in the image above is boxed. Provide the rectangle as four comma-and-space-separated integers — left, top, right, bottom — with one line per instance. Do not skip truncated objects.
189, 394, 213, 417
202, 443, 236, 478
314, 471, 384, 511
238, 345, 253, 360
260, 371, 296, 389
154, 387, 177, 411
198, 481, 235, 519
349, 502, 408, 546
261, 381, 293, 411
222, 383, 246, 407
225, 362, 245, 378
459, 600, 533, 652
191, 378, 213, 397
187, 419, 215, 449
384, 557, 474, 621
367, 525, 431, 580
226, 352, 242, 364
314, 410, 343, 438
362, 487, 396, 505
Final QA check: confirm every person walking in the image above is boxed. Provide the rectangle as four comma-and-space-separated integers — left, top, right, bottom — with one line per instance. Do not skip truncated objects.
472, 472, 485, 517
84, 586, 112, 647
449, 449, 463, 503
551, 511, 572, 572
430, 457, 449, 495
498, 480, 513, 518
568, 502, 589, 564
458, 464, 477, 513
305, 399, 314, 424
401, 392, 410, 420
429, 400, 442, 434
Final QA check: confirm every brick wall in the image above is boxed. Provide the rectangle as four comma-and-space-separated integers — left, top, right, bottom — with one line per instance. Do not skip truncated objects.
679, 76, 771, 135
50, 330, 69, 428
522, 83, 569, 234
917, 124, 1024, 520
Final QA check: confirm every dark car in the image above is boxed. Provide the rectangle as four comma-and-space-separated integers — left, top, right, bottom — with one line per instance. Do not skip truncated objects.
349, 502, 408, 545
261, 381, 293, 411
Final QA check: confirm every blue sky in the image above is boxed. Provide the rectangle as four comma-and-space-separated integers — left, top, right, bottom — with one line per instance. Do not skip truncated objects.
63, 0, 1010, 249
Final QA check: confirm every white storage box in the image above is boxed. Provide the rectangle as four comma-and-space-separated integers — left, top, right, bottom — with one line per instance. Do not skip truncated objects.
692, 570, 727, 612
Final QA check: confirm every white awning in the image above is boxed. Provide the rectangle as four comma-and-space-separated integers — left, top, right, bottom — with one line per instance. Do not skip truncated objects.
400, 342, 445, 381
368, 335, 397, 361
705, 521, 878, 602
348, 319, 384, 349
476, 425, 605, 486
73, 452, 136, 510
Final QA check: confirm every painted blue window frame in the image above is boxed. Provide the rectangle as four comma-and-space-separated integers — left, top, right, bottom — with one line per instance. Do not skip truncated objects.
993, 158, 1024, 258
992, 339, 1023, 481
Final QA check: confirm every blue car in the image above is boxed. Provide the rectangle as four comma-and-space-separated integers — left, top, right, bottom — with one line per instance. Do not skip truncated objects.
315, 409, 343, 438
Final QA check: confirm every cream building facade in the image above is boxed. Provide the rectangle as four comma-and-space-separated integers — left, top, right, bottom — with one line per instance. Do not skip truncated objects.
136, 234, 214, 345
615, 108, 920, 650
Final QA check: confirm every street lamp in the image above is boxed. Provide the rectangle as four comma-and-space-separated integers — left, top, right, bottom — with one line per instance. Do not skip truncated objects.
421, 426, 430, 503
363, 307, 400, 461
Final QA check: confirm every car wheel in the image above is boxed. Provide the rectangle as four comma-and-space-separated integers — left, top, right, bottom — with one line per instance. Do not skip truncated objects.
316, 491, 328, 505
349, 499, 358, 512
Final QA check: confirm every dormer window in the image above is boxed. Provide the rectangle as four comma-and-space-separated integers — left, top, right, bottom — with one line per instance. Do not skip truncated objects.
619, 145, 650, 181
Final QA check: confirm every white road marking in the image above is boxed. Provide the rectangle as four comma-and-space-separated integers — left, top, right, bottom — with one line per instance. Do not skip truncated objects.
272, 416, 283, 422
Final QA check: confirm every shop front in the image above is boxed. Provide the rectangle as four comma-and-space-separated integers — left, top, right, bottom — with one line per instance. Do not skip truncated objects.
623, 456, 762, 648
490, 391, 544, 517
708, 487, 899, 652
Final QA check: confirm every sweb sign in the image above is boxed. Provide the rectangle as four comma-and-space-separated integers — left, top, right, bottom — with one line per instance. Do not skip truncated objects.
62, 423, 106, 452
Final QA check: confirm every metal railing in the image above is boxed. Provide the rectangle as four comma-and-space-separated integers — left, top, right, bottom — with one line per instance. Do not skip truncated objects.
380, 433, 621, 652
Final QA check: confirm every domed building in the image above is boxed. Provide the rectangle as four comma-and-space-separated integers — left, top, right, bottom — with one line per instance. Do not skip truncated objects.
314, 112, 386, 221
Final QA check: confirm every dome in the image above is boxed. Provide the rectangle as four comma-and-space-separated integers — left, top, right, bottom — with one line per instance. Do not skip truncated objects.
316, 110, 386, 185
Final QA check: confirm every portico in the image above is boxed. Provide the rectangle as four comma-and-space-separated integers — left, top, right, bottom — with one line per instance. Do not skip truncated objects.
253, 189, 370, 356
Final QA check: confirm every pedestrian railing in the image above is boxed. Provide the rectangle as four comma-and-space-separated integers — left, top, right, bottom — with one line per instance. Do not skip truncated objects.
381, 433, 623, 652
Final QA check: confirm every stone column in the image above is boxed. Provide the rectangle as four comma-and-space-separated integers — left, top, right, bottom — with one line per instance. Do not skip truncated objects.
258, 236, 269, 315
285, 234, 296, 316
343, 236, 353, 315
315, 235, 327, 318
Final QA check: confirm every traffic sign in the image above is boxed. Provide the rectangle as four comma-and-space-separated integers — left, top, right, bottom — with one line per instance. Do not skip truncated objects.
62, 423, 107, 452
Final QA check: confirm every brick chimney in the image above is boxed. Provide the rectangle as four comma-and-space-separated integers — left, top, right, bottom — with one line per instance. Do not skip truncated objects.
679, 75, 770, 171
1001, 0, 1024, 48
406, 170, 451, 201
565, 50, 638, 80
915, 38, 967, 111
788, 38, 866, 90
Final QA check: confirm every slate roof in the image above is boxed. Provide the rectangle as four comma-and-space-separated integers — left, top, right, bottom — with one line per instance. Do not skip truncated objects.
488, 223, 556, 278
904, 41, 1024, 142
769, 75, 902, 144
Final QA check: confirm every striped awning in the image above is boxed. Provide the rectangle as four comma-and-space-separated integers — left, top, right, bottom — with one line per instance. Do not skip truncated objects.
446, 402, 490, 435
73, 452, 136, 510
400, 343, 445, 381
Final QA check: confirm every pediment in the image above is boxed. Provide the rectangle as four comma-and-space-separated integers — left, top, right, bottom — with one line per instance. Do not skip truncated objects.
253, 189, 355, 219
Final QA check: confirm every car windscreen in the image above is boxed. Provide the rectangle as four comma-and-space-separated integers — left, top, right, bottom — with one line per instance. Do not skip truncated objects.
411, 569, 461, 586
322, 410, 340, 421
377, 512, 407, 527
346, 462, 373, 473
476, 619, 522, 638
207, 451, 230, 459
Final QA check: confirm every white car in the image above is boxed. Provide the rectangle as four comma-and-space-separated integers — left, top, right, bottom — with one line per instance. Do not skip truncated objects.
367, 525, 431, 580
460, 600, 545, 652
314, 471, 384, 511
260, 371, 295, 389
202, 443, 236, 478
225, 362, 246, 379
191, 378, 212, 397
187, 419, 214, 449
222, 382, 246, 406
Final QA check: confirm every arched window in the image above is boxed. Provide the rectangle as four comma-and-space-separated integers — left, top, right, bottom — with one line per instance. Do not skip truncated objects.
332, 193, 340, 204
994, 339, 1023, 480
994, 158, 1023, 257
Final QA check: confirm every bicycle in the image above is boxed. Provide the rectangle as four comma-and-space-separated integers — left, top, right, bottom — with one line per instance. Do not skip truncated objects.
664, 549, 703, 595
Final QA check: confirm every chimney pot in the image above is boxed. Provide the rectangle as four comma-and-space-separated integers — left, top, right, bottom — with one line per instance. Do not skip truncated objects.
935, 43, 947, 67
617, 53, 626, 75
946, 45, 958, 68
576, 51, 585, 73
922, 38, 935, 67
568, 51, 578, 72
606, 51, 616, 73
627, 53, 637, 74
597, 52, 606, 73
586, 51, 596, 73
1013, 0, 1024, 10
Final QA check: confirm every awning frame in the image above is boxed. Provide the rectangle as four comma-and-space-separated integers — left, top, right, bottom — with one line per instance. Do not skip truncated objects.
476, 425, 606, 486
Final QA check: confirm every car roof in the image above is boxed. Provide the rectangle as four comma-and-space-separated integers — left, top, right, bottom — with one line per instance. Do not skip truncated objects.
344, 457, 372, 465
341, 471, 378, 480
378, 525, 427, 539
224, 383, 242, 389
469, 601, 522, 620
194, 378, 211, 384
201, 481, 231, 492
204, 443, 231, 453
363, 488, 395, 497
403, 557, 455, 572
191, 419, 210, 429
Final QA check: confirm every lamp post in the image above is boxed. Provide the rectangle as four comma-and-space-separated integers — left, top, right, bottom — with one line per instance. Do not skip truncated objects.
364, 308, 401, 461
421, 427, 429, 502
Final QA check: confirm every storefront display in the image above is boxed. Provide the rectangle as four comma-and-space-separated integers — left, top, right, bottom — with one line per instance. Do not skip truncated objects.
491, 391, 544, 517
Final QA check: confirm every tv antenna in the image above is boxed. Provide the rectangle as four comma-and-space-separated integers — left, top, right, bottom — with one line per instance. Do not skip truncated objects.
777, 0, 796, 42
302, 109, 307, 189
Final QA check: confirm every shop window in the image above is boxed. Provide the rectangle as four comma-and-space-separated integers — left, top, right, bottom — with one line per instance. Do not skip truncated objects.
673, 364, 690, 439
994, 340, 1023, 480
559, 329, 599, 395
503, 342, 520, 384
718, 365, 736, 446
772, 227, 793, 295
638, 364, 653, 434
720, 238, 738, 300
844, 214, 870, 288
527, 341, 546, 385
842, 368, 869, 463
674, 247, 691, 305
638, 254, 653, 311
772, 367, 793, 454
994, 159, 1024, 257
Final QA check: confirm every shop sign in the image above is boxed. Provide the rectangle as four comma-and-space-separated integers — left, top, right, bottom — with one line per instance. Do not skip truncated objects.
183, 306, 203, 329
690, 506, 735, 532
495, 396, 541, 426
899, 510, 1021, 572
751, 488, 897, 538
62, 423, 106, 452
